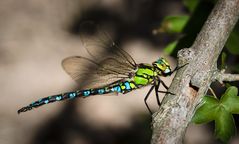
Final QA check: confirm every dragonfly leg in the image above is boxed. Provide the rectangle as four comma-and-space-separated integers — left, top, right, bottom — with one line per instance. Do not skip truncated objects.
154, 83, 175, 107
159, 79, 176, 95
160, 79, 169, 90
158, 90, 175, 95
154, 83, 161, 106
144, 85, 155, 115
170, 63, 189, 74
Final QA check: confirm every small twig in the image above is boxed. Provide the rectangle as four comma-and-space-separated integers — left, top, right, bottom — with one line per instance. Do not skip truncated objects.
209, 87, 217, 98
214, 70, 239, 84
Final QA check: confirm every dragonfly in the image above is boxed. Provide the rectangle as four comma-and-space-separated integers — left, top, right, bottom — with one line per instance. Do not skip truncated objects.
18, 24, 180, 114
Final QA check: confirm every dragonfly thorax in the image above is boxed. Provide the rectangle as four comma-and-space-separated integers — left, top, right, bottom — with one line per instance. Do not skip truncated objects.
133, 58, 171, 86
133, 64, 154, 86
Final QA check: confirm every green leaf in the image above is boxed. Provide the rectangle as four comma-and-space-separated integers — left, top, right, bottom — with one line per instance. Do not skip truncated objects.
220, 86, 239, 114
192, 96, 219, 124
192, 86, 239, 143
220, 52, 227, 70
215, 107, 236, 143
183, 0, 200, 12
157, 15, 189, 34
225, 83, 232, 89
163, 41, 178, 55
226, 31, 239, 55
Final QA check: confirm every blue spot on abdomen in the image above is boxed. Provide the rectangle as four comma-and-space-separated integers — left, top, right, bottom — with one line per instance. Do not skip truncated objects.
38, 99, 42, 103
98, 89, 105, 94
56, 96, 62, 101
83, 90, 91, 96
124, 82, 131, 90
113, 86, 121, 93
44, 100, 49, 104
69, 92, 76, 98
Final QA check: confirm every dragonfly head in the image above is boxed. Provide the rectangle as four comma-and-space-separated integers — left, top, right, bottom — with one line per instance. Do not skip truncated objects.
153, 58, 171, 76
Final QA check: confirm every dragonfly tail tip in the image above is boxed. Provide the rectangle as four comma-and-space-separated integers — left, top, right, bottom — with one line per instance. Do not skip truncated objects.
17, 106, 32, 114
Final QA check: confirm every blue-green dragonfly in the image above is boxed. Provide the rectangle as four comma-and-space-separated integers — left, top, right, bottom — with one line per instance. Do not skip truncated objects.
18, 25, 178, 114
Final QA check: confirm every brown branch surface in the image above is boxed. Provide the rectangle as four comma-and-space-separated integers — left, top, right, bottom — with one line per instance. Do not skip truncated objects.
214, 70, 239, 83
151, 0, 239, 144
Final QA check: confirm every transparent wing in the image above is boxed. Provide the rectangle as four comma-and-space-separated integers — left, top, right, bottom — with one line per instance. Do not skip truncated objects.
62, 22, 138, 89
62, 56, 135, 89
79, 21, 137, 69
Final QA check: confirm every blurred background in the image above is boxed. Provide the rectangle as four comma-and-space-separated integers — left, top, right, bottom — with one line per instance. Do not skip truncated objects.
0, 0, 239, 144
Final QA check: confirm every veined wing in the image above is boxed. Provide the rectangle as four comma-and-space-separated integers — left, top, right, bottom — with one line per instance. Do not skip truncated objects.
79, 21, 137, 69
62, 56, 136, 89
62, 22, 138, 88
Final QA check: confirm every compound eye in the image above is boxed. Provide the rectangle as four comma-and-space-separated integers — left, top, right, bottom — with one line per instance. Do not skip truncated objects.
164, 68, 171, 74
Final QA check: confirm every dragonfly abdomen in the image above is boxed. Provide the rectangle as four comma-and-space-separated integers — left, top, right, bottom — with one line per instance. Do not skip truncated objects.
17, 81, 137, 114
108, 81, 137, 94
82, 81, 137, 96
17, 91, 81, 113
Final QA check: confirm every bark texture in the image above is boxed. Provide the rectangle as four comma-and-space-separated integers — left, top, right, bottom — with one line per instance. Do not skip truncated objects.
151, 0, 239, 143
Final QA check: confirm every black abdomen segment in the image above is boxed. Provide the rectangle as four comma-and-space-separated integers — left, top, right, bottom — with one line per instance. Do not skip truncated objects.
17, 81, 137, 114
17, 91, 80, 113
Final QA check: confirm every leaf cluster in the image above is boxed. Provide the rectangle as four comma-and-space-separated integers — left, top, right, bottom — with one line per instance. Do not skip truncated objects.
192, 86, 239, 143
155, 0, 239, 58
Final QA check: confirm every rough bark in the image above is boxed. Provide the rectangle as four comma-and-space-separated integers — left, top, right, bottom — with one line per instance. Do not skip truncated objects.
151, 0, 239, 144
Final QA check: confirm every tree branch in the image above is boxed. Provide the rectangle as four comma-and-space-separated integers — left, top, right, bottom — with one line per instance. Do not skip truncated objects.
214, 70, 239, 84
151, 0, 239, 144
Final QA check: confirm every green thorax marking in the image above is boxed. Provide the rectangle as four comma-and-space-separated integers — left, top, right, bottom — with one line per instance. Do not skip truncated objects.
133, 64, 156, 85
